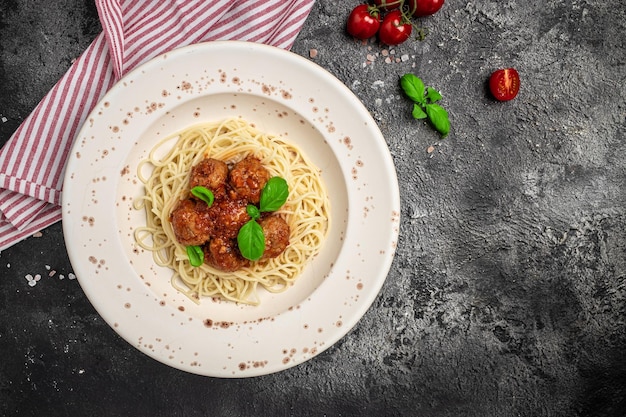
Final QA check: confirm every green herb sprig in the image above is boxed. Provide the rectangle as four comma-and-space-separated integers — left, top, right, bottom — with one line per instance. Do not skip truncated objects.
400, 73, 450, 138
238, 177, 289, 261
190, 185, 214, 206
186, 245, 204, 267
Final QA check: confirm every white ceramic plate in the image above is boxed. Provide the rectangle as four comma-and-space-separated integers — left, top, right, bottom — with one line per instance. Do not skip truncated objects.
62, 41, 400, 377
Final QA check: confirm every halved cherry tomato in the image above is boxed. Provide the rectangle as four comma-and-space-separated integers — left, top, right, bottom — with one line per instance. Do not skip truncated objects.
378, 10, 412, 46
372, 0, 402, 10
408, 0, 445, 17
489, 68, 520, 101
346, 4, 381, 40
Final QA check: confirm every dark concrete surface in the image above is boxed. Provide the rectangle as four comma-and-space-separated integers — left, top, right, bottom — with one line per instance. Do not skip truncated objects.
1, 0, 625, 416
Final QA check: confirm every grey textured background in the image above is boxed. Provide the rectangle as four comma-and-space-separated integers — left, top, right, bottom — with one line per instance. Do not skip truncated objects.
1, 0, 625, 416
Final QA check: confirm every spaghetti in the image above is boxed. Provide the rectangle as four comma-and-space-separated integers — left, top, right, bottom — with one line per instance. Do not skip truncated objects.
133, 118, 329, 305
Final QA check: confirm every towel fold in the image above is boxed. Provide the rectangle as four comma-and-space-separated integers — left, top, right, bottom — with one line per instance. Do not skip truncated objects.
0, 0, 314, 251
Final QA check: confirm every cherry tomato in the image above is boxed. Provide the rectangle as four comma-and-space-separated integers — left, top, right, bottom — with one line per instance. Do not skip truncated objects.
489, 68, 520, 101
372, 0, 402, 10
378, 10, 412, 46
346, 4, 381, 40
408, 0, 445, 17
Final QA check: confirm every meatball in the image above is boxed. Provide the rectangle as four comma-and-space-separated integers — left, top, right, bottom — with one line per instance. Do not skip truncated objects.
204, 237, 248, 272
229, 155, 270, 204
169, 199, 214, 246
189, 158, 229, 198
259, 215, 290, 259
208, 198, 250, 239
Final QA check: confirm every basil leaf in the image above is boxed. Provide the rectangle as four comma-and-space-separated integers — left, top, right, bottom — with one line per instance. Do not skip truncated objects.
190, 186, 214, 207
237, 220, 265, 261
259, 177, 289, 212
412, 104, 428, 120
425, 87, 442, 103
186, 245, 204, 267
400, 74, 425, 105
425, 103, 450, 137
246, 204, 260, 220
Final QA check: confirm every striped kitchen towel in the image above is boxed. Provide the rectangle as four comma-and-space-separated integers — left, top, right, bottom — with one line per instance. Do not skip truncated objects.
0, 0, 315, 251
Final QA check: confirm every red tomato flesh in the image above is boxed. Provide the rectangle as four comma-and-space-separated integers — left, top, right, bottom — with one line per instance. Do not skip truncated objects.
346, 4, 381, 40
489, 68, 520, 101
408, 0, 445, 17
378, 10, 412, 46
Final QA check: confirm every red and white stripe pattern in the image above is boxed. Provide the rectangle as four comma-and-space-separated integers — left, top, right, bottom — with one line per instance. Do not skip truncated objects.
0, 0, 314, 251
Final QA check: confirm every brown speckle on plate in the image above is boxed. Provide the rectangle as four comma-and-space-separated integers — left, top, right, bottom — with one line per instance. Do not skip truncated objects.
342, 137, 353, 150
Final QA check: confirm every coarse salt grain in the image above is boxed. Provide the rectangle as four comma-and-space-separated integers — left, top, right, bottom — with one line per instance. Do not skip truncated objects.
69, 273, 76, 280
25, 273, 42, 287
